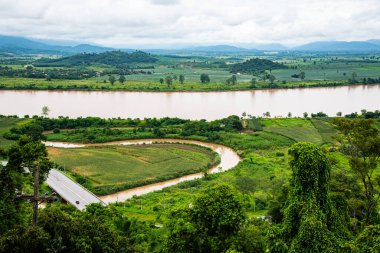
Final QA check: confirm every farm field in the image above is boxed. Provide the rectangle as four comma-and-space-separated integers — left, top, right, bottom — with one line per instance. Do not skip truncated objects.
2, 53, 380, 92
48, 143, 219, 194
261, 118, 338, 145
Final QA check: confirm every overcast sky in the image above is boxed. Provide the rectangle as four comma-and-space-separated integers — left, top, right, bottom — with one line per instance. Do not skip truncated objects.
0, 0, 379, 48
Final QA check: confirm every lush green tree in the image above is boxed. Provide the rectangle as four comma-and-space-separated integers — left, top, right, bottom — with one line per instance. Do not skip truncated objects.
226, 75, 237, 85
159, 78, 164, 85
0, 156, 25, 234
267, 142, 351, 252
333, 118, 380, 224
109, 75, 116, 85
250, 78, 257, 88
179, 74, 185, 84
0, 204, 134, 253
118, 75, 126, 84
268, 74, 276, 85
354, 225, 380, 252
200, 73, 210, 84
231, 74, 237, 85
352, 72, 357, 83
165, 184, 245, 252
0, 226, 52, 253
37, 205, 132, 253
300, 71, 306, 80
229, 221, 266, 253
165, 75, 173, 87
303, 112, 308, 118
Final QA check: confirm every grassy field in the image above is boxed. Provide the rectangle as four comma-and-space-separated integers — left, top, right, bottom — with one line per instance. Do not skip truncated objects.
48, 143, 219, 194
0, 76, 352, 92
260, 118, 338, 145
0, 117, 27, 148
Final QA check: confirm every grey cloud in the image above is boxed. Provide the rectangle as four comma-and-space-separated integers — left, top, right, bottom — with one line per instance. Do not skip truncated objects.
150, 0, 180, 5
0, 0, 380, 47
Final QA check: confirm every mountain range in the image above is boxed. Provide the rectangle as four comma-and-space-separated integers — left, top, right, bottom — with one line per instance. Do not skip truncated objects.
0, 35, 114, 55
1, 35, 380, 55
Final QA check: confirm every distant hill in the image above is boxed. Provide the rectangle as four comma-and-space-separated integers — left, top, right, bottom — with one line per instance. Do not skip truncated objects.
183, 45, 261, 55
4, 35, 380, 55
242, 43, 288, 51
230, 58, 287, 74
0, 35, 114, 54
367, 39, 380, 46
185, 45, 249, 53
293, 41, 380, 52
34, 51, 158, 67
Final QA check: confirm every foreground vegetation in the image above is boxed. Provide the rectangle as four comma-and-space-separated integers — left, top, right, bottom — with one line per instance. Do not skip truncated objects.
0, 111, 379, 252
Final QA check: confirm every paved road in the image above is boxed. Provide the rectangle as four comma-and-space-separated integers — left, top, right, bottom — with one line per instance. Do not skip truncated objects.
46, 169, 105, 211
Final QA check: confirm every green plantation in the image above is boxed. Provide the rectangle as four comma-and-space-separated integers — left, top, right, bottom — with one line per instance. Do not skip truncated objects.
48, 143, 219, 195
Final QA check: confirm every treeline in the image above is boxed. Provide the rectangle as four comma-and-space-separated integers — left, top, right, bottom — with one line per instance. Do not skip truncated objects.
230, 58, 287, 75
345, 110, 380, 119
0, 65, 97, 80
0, 65, 155, 80
2, 115, 243, 143
34, 51, 157, 67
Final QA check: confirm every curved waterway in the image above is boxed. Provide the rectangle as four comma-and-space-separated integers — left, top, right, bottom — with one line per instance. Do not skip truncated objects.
1, 85, 379, 120
43, 139, 241, 203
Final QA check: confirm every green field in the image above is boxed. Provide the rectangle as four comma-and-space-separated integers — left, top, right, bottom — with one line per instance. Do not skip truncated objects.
261, 118, 338, 145
48, 143, 219, 194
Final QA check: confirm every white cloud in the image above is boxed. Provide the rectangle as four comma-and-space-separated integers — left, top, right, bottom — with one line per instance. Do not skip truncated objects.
0, 0, 379, 48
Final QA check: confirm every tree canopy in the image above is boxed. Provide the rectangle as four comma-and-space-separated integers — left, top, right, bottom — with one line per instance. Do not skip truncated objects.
230, 58, 287, 75
267, 142, 351, 252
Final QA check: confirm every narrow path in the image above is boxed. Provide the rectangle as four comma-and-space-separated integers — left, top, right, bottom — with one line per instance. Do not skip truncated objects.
44, 139, 241, 204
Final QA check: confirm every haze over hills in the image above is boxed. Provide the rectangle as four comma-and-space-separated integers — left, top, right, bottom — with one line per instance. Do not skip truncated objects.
2, 35, 380, 55
293, 41, 380, 52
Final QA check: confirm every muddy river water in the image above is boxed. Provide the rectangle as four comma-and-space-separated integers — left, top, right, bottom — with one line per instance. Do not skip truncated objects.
1, 84, 379, 120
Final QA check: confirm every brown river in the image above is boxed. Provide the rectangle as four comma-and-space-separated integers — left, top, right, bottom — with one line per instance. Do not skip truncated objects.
1, 84, 379, 120
43, 139, 241, 203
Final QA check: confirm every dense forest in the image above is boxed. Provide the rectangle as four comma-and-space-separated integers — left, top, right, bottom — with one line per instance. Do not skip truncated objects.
34, 51, 158, 67
230, 58, 288, 74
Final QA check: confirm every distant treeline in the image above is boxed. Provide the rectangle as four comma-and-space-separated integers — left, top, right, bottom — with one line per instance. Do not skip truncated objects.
0, 65, 154, 80
0, 65, 97, 80
34, 51, 157, 67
